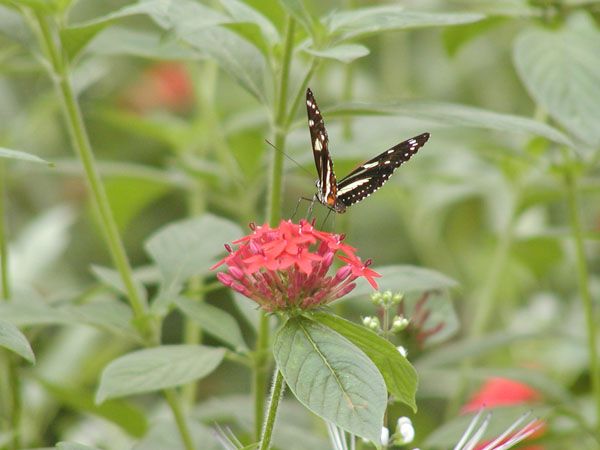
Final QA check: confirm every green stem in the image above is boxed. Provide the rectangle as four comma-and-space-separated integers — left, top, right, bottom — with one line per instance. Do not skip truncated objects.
562, 159, 600, 438
445, 194, 518, 419
284, 58, 318, 130
164, 389, 195, 450
267, 17, 295, 226
253, 16, 296, 441
468, 208, 517, 338
0, 164, 21, 450
6, 358, 21, 450
0, 163, 8, 300
258, 369, 285, 450
253, 313, 271, 440
182, 181, 206, 407
32, 13, 152, 340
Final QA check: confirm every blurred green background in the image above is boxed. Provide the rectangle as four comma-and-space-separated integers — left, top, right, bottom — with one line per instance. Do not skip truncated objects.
1, 0, 600, 449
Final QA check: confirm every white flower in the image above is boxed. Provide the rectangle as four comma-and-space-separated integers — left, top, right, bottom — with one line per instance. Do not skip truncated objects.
453, 409, 542, 450
395, 416, 415, 444
392, 315, 410, 332
381, 426, 390, 445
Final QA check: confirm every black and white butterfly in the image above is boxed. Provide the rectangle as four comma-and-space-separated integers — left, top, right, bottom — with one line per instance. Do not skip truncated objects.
306, 88, 429, 213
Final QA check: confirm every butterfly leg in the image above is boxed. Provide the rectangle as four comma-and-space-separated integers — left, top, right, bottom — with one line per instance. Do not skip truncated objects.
320, 208, 333, 230
306, 196, 317, 219
291, 196, 315, 220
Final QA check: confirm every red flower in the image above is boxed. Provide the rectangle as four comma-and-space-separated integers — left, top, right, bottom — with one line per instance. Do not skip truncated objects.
121, 62, 193, 113
463, 378, 545, 450
211, 220, 381, 312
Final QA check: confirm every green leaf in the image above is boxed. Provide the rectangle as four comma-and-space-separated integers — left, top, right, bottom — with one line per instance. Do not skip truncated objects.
61, 0, 229, 60
0, 320, 35, 363
220, 0, 279, 45
513, 12, 600, 147
172, 26, 270, 104
443, 17, 504, 56
90, 265, 147, 305
416, 331, 540, 369
304, 44, 370, 63
41, 380, 147, 437
0, 299, 73, 327
0, 6, 34, 47
278, 0, 315, 35
326, 7, 484, 41
328, 101, 573, 147
105, 177, 170, 232
95, 107, 190, 149
87, 27, 200, 60
145, 214, 242, 299
96, 345, 226, 402
65, 297, 139, 341
273, 316, 386, 443
132, 418, 221, 450
312, 312, 418, 411
174, 297, 247, 351
346, 265, 458, 299
56, 443, 101, 450
0, 147, 51, 165
4, 0, 69, 13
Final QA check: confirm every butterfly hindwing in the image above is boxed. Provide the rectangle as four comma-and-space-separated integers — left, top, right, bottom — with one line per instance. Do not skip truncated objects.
336, 133, 430, 207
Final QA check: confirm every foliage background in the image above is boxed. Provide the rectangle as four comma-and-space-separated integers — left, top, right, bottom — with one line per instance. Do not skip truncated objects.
0, 0, 599, 449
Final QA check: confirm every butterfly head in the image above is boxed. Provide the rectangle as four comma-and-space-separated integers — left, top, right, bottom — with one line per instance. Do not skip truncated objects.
315, 179, 346, 213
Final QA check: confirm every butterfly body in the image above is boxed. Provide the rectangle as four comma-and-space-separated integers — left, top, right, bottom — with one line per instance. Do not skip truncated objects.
306, 88, 429, 213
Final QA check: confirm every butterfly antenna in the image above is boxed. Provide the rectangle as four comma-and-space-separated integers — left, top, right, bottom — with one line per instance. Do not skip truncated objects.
265, 139, 314, 178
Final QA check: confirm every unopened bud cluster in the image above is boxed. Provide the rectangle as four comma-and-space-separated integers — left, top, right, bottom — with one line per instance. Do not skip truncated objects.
370, 290, 403, 308
364, 290, 410, 335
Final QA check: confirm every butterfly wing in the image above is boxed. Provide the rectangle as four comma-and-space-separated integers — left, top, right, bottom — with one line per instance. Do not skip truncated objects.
336, 132, 430, 207
306, 88, 337, 206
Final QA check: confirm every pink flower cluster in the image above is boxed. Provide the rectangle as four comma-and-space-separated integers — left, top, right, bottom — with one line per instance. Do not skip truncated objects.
211, 220, 380, 312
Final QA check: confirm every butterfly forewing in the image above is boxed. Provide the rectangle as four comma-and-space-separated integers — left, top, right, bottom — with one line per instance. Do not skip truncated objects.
306, 88, 337, 206
336, 132, 430, 207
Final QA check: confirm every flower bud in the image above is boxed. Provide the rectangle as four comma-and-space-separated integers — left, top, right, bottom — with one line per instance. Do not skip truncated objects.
391, 315, 409, 333
383, 290, 393, 303
228, 266, 245, 280
380, 426, 389, 445
362, 316, 381, 332
392, 292, 403, 305
370, 291, 383, 305
216, 272, 233, 286
394, 416, 415, 444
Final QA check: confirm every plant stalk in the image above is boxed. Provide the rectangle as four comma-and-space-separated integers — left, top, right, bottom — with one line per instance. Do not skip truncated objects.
0, 163, 21, 450
267, 16, 295, 226
254, 16, 296, 442
33, 13, 152, 341
562, 161, 600, 438
164, 389, 195, 450
468, 208, 517, 338
258, 369, 285, 450
0, 163, 8, 300
253, 313, 271, 440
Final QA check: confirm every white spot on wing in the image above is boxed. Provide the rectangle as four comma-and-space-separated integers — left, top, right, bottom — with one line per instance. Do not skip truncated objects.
362, 161, 379, 169
338, 178, 371, 195
314, 139, 322, 151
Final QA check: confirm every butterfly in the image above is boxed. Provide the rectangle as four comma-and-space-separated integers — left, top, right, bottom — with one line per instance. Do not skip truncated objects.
306, 88, 429, 213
